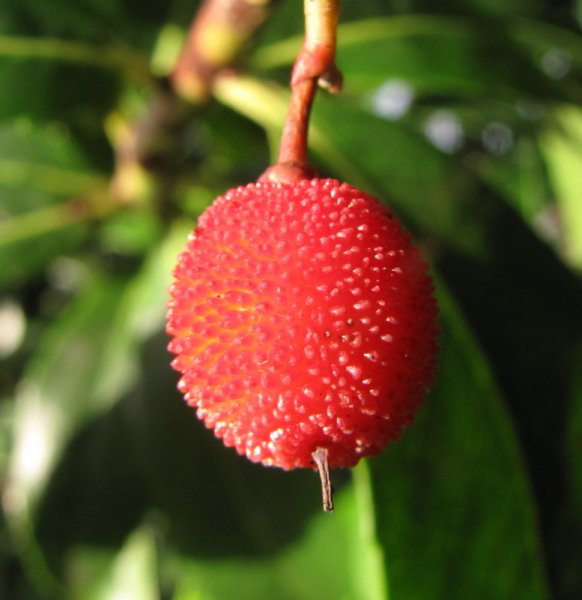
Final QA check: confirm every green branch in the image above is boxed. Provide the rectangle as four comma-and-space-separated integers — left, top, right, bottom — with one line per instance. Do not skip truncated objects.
0, 188, 117, 247
0, 160, 106, 196
0, 35, 152, 83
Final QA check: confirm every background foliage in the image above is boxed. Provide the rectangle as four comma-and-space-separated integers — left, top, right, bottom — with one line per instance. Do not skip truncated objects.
1, 0, 581, 598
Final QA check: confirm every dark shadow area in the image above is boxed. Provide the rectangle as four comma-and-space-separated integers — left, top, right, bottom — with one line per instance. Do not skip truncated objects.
34, 400, 149, 576
437, 185, 582, 599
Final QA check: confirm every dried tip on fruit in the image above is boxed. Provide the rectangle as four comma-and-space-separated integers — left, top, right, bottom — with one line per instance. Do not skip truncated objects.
167, 178, 439, 473
312, 447, 334, 512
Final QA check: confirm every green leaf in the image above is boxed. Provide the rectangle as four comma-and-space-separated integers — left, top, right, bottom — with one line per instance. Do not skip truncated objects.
168, 485, 374, 600
540, 105, 582, 270
0, 120, 97, 210
71, 527, 159, 600
435, 179, 582, 598
1, 0, 173, 55
351, 462, 388, 600
470, 136, 550, 235
367, 282, 551, 600
0, 35, 149, 79
0, 223, 90, 290
4, 276, 132, 596
0, 120, 106, 289
556, 342, 582, 598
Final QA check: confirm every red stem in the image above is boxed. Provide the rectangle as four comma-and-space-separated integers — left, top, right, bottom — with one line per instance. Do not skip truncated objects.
259, 0, 341, 184
278, 77, 317, 167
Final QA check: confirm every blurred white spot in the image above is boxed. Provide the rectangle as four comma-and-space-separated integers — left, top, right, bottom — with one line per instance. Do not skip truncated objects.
482, 122, 514, 155
533, 204, 562, 243
424, 110, 464, 153
4, 385, 59, 514
0, 300, 25, 358
46, 257, 87, 293
541, 48, 572, 80
515, 98, 545, 121
15, 403, 51, 483
368, 79, 414, 120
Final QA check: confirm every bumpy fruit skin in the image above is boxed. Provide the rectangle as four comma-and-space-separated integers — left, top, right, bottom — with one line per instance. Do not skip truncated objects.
167, 178, 438, 470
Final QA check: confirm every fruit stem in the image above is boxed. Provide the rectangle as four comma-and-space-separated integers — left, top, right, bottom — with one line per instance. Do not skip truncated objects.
260, 0, 342, 183
312, 447, 334, 512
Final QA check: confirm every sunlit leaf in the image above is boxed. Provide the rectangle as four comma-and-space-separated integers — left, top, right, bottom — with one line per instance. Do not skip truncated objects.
540, 105, 582, 270
73, 527, 159, 600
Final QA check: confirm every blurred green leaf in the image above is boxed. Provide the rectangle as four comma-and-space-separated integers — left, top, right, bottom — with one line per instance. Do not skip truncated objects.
463, 0, 542, 17
0, 222, 90, 290
0, 120, 97, 211
0, 35, 150, 79
78, 527, 159, 600
99, 207, 163, 256
351, 462, 388, 600
0, 119, 104, 288
557, 342, 582, 598
4, 276, 132, 595
3, 0, 183, 52
3, 223, 188, 593
0, 61, 123, 155
470, 136, 550, 232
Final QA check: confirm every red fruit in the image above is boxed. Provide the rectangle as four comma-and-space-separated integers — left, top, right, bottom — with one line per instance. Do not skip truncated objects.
167, 178, 438, 471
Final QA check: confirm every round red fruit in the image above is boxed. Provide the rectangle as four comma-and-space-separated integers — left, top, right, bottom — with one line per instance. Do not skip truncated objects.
167, 178, 438, 471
